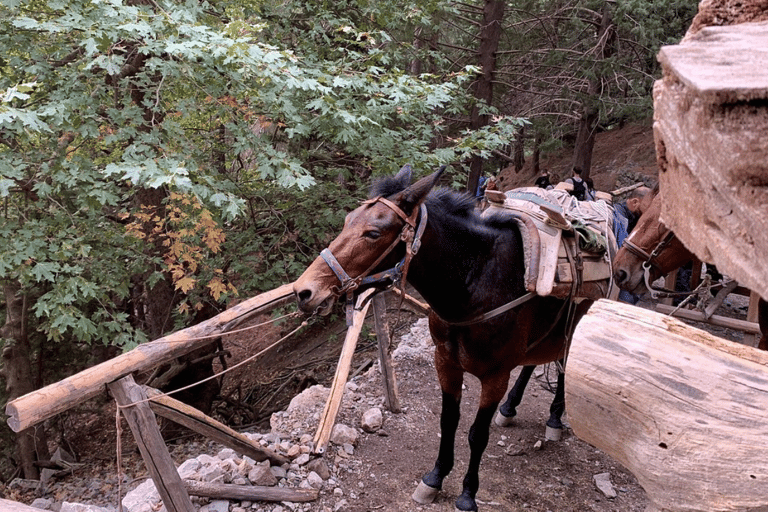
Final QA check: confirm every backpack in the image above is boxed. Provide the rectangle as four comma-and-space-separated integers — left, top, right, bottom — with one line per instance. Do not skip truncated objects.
570, 178, 586, 201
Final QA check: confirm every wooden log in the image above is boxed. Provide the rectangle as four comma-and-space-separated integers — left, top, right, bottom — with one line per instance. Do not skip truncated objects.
6, 283, 295, 433
0, 498, 46, 512
183, 480, 318, 502
565, 299, 768, 512
143, 387, 288, 466
371, 293, 401, 413
313, 288, 375, 454
108, 375, 195, 512
744, 291, 762, 347
653, 22, 768, 301
655, 303, 761, 335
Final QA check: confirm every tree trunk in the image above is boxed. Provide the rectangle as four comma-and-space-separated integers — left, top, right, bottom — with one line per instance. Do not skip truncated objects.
467, 0, 505, 194
0, 281, 46, 479
513, 125, 525, 173
572, 2, 616, 180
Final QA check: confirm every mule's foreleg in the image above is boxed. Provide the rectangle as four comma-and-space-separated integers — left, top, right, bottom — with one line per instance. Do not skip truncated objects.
494, 365, 535, 427
455, 373, 509, 512
413, 352, 464, 505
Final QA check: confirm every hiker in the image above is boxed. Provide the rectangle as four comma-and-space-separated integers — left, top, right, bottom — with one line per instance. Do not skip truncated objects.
534, 170, 553, 190
563, 166, 587, 201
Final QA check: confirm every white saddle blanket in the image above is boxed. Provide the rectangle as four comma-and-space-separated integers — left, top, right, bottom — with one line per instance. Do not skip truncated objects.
484, 187, 619, 300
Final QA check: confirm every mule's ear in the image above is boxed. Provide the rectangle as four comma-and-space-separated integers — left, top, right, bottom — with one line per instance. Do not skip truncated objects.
393, 164, 413, 188
394, 166, 445, 214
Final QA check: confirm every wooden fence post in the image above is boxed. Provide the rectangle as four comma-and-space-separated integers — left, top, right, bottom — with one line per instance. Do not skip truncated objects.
108, 375, 195, 512
371, 292, 401, 413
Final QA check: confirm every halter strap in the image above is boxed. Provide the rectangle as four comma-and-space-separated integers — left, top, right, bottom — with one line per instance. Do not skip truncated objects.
320, 198, 427, 324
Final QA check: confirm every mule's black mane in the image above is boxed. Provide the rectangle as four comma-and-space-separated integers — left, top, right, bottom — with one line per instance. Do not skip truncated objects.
370, 174, 514, 238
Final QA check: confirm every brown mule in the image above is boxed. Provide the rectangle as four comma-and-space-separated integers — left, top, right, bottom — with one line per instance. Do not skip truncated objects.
613, 188, 768, 351
294, 165, 593, 511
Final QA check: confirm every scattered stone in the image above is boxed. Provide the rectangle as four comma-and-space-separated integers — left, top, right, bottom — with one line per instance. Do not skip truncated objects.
60, 503, 115, 512
533, 440, 543, 451
122, 479, 161, 512
249, 463, 278, 486
31, 498, 54, 510
201, 500, 230, 512
306, 471, 324, 488
306, 458, 331, 480
593, 472, 617, 498
330, 424, 359, 446
360, 407, 383, 433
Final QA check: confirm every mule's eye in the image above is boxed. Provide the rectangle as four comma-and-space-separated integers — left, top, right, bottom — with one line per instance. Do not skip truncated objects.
363, 230, 381, 240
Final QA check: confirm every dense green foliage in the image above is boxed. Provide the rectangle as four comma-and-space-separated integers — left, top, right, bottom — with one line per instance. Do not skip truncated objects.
0, 0, 698, 478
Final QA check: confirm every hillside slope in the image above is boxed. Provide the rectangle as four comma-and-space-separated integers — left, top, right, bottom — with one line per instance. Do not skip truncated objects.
496, 121, 658, 193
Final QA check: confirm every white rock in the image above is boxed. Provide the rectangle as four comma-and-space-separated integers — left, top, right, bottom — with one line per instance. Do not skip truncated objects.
307, 471, 324, 488
594, 472, 617, 498
30, 498, 54, 509
360, 408, 383, 432
177, 459, 202, 479
61, 504, 115, 512
218, 448, 236, 460
330, 424, 359, 446
122, 479, 161, 512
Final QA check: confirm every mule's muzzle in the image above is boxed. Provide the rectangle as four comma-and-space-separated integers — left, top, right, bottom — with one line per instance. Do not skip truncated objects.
294, 282, 336, 316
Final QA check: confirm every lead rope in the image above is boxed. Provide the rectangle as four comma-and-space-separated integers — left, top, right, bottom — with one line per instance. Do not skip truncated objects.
113, 311, 308, 511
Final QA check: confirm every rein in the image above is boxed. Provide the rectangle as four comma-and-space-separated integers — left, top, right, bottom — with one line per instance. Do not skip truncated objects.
320, 197, 427, 324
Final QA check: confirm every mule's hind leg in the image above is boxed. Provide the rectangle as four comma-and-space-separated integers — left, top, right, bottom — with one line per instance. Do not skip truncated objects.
494, 365, 535, 427
545, 363, 565, 441
454, 371, 510, 512
412, 356, 463, 505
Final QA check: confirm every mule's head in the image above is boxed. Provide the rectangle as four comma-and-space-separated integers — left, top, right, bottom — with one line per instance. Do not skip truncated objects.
613, 191, 693, 294
293, 165, 442, 315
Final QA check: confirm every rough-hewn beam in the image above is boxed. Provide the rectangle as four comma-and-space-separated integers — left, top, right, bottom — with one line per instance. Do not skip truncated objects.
6, 283, 295, 433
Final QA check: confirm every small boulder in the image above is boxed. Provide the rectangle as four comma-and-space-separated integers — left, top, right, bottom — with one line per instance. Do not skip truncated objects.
361, 408, 383, 433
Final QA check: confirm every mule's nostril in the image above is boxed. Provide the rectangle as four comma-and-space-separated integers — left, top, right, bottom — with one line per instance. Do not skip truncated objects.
615, 269, 627, 285
297, 289, 312, 305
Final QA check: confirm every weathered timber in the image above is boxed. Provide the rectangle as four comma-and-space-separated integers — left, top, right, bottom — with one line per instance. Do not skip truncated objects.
0, 498, 45, 512
183, 480, 318, 502
744, 291, 762, 346
109, 376, 195, 512
143, 386, 288, 466
6, 283, 295, 433
314, 288, 375, 454
371, 293, 401, 413
655, 303, 761, 335
653, 21, 768, 301
565, 299, 768, 512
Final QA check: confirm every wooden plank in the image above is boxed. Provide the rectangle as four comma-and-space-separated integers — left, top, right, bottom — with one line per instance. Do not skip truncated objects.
653, 23, 768, 301
6, 283, 295, 433
655, 303, 761, 335
184, 480, 318, 502
143, 387, 289, 466
313, 289, 375, 454
109, 375, 195, 512
565, 299, 768, 512
371, 293, 401, 413
743, 291, 762, 347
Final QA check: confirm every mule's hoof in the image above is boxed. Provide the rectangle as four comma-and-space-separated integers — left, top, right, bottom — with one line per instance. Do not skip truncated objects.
455, 491, 478, 511
545, 425, 562, 441
412, 481, 440, 504
494, 411, 515, 427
